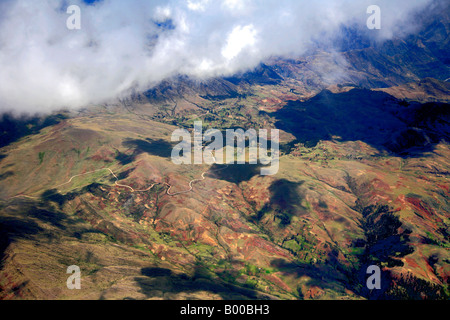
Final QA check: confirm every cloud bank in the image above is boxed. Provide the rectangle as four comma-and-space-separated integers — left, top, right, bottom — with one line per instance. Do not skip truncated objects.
0, 0, 434, 114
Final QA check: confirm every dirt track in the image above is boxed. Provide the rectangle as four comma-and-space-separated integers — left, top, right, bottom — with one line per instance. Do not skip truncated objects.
11, 157, 227, 199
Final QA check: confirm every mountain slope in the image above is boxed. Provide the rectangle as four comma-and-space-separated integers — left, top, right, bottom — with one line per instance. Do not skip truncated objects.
0, 2, 449, 300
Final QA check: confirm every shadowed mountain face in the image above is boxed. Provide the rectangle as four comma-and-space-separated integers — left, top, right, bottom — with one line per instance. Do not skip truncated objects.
117, 138, 175, 164
208, 163, 263, 184
131, 3, 450, 109
251, 179, 306, 227
281, 1, 450, 88
0, 113, 67, 148
0, 2, 449, 302
377, 78, 450, 103
136, 267, 269, 300
272, 89, 449, 155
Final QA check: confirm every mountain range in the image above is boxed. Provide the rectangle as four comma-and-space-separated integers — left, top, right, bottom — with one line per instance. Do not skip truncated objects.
0, 1, 449, 300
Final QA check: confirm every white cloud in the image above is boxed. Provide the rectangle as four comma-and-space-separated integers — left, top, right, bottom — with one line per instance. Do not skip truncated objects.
222, 0, 247, 11
221, 24, 257, 60
187, 0, 210, 12
0, 0, 435, 114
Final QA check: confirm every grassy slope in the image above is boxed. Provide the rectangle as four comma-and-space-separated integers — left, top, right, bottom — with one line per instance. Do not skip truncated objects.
0, 89, 449, 300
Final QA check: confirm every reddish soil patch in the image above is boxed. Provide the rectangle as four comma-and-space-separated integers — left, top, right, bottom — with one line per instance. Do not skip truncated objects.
305, 286, 325, 299
406, 197, 440, 222
263, 274, 292, 292
245, 237, 290, 258
404, 256, 420, 269
437, 184, 449, 194
371, 178, 391, 192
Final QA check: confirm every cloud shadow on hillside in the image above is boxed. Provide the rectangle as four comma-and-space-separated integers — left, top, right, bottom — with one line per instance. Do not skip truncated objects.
272, 89, 449, 158
132, 266, 268, 300
251, 179, 306, 227
0, 216, 43, 264
117, 138, 174, 164
270, 257, 357, 299
208, 163, 263, 185
0, 198, 115, 271
0, 113, 67, 149
0, 171, 14, 181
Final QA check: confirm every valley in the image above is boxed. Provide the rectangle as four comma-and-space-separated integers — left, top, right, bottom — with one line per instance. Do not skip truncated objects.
0, 80, 448, 300
0, 0, 449, 301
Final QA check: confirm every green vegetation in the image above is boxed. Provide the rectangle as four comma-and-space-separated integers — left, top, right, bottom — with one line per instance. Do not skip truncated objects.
153, 98, 274, 134
384, 273, 449, 300
281, 232, 318, 263
244, 278, 258, 289
425, 231, 450, 248
2, 70, 450, 301
38, 151, 46, 165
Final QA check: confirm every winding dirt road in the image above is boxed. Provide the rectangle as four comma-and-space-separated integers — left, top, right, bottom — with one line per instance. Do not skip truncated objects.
11, 158, 227, 199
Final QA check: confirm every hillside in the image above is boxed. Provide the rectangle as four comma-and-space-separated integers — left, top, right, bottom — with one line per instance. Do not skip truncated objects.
0, 82, 449, 300
0, 0, 449, 301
